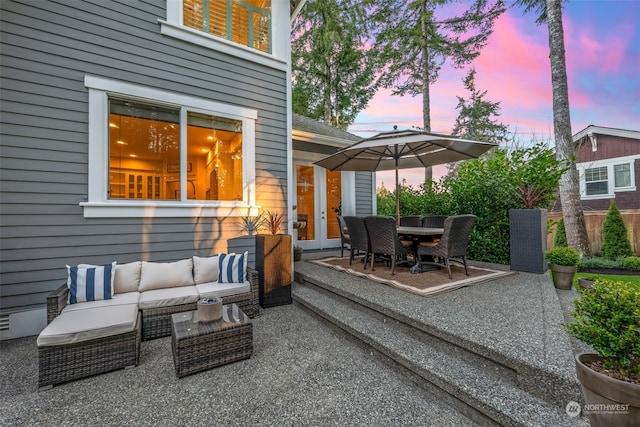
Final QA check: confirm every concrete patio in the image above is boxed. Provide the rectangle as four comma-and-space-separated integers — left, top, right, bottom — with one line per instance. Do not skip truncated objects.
0, 251, 591, 426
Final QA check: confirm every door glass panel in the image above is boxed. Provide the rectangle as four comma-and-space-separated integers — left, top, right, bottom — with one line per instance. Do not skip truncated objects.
326, 169, 341, 239
296, 165, 315, 241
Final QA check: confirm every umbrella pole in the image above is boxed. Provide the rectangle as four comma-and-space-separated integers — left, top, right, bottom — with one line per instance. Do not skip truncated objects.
395, 164, 400, 226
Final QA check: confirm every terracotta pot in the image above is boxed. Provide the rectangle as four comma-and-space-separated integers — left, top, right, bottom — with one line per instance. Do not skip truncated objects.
549, 264, 576, 290
575, 353, 640, 427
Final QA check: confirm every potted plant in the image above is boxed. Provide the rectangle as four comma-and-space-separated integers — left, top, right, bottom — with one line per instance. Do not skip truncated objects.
508, 144, 569, 274
564, 280, 640, 426
545, 246, 580, 289
255, 210, 292, 308
227, 213, 265, 269
240, 213, 265, 236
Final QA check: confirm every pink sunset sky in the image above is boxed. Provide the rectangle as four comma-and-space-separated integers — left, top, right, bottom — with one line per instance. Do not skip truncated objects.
347, 0, 640, 190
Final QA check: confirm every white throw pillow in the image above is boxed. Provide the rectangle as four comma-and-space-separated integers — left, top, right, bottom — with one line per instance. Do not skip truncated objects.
113, 261, 142, 293
192, 255, 220, 284
139, 259, 194, 291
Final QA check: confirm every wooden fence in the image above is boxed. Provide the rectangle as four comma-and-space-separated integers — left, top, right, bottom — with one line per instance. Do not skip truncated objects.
548, 209, 640, 256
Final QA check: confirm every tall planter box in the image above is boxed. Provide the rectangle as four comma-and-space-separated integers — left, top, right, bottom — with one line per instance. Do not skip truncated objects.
255, 234, 292, 308
509, 209, 547, 274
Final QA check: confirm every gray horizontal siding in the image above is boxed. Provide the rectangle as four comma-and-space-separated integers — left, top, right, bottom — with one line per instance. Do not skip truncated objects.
0, 0, 288, 314
355, 172, 374, 216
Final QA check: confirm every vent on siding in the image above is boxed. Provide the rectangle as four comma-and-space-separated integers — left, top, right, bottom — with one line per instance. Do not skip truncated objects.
0, 315, 9, 331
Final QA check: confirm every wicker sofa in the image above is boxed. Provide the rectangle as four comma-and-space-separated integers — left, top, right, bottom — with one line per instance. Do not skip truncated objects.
37, 255, 259, 389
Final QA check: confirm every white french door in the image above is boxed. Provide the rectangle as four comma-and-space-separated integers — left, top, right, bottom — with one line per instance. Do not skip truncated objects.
294, 162, 342, 250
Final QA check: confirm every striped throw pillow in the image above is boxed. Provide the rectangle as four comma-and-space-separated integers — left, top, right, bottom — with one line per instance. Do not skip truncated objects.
66, 262, 117, 304
218, 252, 247, 283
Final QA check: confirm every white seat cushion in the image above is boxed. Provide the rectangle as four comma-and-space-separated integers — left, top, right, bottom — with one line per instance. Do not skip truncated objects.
61, 292, 140, 313
195, 281, 251, 299
138, 286, 199, 309
37, 304, 138, 347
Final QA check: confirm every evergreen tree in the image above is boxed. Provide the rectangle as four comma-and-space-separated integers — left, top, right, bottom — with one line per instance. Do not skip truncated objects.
601, 200, 633, 259
452, 68, 508, 144
554, 218, 567, 247
372, 0, 505, 179
291, 0, 383, 129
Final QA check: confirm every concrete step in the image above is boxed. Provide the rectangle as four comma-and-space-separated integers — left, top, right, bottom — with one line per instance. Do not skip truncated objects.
292, 279, 587, 427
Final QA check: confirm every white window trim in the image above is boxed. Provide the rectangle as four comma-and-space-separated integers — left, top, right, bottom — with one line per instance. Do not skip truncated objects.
159, 0, 287, 72
83, 75, 259, 218
577, 154, 639, 200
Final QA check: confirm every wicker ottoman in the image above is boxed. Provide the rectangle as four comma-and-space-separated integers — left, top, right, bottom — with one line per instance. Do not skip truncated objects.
171, 304, 253, 378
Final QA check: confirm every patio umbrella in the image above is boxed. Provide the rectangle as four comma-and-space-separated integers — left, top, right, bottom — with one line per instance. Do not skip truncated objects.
314, 129, 497, 223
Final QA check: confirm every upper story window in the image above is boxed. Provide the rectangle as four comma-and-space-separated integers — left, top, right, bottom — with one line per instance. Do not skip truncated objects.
577, 155, 638, 200
84, 76, 257, 218
183, 0, 271, 53
160, 0, 287, 70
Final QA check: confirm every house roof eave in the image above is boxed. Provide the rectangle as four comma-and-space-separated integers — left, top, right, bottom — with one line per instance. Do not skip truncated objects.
573, 125, 640, 142
292, 129, 353, 148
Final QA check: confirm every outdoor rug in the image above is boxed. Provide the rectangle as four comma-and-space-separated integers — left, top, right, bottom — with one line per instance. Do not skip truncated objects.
309, 256, 515, 297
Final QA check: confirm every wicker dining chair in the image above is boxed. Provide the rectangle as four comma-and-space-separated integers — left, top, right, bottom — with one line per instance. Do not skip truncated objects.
400, 215, 423, 227
364, 216, 414, 275
337, 216, 351, 258
399, 215, 423, 243
417, 214, 476, 279
342, 216, 370, 267
421, 215, 448, 229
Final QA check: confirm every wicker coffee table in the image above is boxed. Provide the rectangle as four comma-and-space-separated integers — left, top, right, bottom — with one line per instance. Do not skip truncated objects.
171, 304, 253, 378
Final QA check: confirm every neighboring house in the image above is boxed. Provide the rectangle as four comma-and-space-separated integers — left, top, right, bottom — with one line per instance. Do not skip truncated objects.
0, 0, 373, 339
573, 125, 640, 210
549, 125, 639, 255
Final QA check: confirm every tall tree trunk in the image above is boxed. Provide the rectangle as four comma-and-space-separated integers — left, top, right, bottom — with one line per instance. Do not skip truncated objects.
546, 0, 590, 257
421, 0, 432, 181
323, 61, 332, 125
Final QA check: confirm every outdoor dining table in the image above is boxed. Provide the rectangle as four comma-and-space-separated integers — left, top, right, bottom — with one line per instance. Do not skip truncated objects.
396, 226, 444, 273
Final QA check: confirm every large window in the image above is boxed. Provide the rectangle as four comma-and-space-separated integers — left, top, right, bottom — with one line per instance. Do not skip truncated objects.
182, 0, 271, 53
108, 101, 243, 202
578, 156, 638, 200
84, 76, 257, 218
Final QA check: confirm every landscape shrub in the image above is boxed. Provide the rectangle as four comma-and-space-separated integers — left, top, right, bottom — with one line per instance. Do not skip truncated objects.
621, 256, 640, 271
580, 256, 624, 270
545, 246, 580, 266
375, 144, 566, 265
564, 280, 640, 378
